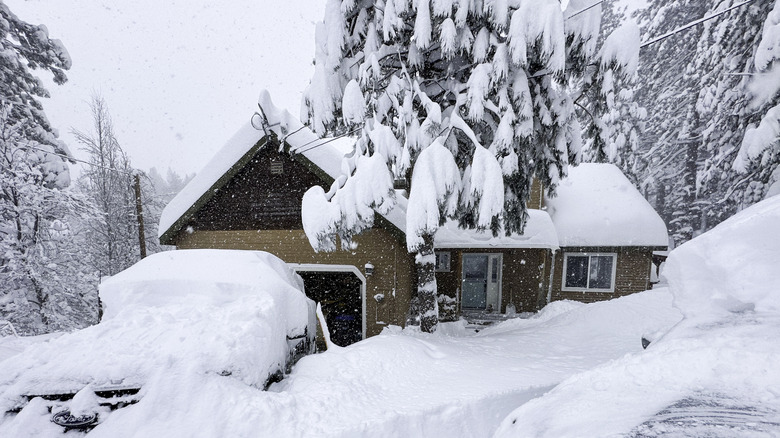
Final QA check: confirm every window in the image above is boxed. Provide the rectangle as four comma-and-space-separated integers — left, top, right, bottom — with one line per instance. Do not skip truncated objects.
435, 252, 451, 272
562, 253, 617, 292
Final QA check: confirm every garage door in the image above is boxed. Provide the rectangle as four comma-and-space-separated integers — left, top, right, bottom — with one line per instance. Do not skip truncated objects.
297, 271, 363, 347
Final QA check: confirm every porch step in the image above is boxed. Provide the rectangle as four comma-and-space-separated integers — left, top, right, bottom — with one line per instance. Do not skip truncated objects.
461, 310, 532, 331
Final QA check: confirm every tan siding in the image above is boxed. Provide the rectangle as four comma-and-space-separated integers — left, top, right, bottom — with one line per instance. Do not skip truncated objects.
551, 247, 653, 303
176, 228, 414, 337
501, 249, 547, 312
435, 248, 550, 314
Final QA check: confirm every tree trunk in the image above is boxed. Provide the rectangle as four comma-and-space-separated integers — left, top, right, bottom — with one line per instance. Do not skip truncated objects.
416, 233, 438, 333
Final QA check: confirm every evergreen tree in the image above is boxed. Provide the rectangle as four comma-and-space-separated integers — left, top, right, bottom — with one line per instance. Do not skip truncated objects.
301, 0, 639, 332
634, 0, 777, 245
634, 0, 708, 245
729, 0, 780, 201
0, 1, 98, 333
582, 0, 647, 187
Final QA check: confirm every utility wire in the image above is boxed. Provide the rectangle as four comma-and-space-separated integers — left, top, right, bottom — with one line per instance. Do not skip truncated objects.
14, 143, 138, 176
293, 127, 362, 155
640, 0, 756, 49
567, 0, 604, 20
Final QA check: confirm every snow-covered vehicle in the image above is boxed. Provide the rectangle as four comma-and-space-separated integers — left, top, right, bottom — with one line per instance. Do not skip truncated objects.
0, 250, 316, 432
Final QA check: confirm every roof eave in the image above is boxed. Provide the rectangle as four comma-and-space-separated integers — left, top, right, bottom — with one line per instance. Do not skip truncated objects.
159, 138, 269, 245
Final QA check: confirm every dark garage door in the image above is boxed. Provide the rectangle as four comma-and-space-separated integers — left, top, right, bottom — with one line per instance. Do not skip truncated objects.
298, 271, 363, 347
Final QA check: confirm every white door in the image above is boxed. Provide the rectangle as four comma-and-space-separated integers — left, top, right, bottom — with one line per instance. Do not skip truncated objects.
461, 254, 502, 311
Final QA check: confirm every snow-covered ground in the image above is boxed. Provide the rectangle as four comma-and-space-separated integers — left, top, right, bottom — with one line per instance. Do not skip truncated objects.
1, 197, 778, 437
0, 289, 679, 437
496, 195, 780, 437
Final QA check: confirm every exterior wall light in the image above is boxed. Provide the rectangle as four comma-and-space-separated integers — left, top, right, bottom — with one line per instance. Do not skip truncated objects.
365, 262, 374, 277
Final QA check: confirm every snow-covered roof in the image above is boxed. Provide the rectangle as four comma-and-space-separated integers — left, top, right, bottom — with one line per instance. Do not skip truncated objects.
160, 95, 663, 251
158, 91, 407, 243
435, 209, 559, 250
158, 123, 264, 240
545, 163, 668, 248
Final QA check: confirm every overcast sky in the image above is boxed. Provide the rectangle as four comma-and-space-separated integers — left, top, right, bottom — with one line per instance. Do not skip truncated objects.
8, 0, 325, 176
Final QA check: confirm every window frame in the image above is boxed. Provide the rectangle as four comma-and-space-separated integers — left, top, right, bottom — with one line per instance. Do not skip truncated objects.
434, 251, 451, 273
561, 252, 618, 292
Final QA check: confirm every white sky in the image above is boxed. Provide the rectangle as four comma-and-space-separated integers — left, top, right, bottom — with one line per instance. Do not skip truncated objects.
7, 0, 325, 176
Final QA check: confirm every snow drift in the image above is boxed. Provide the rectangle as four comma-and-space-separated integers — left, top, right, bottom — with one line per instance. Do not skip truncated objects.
495, 195, 780, 437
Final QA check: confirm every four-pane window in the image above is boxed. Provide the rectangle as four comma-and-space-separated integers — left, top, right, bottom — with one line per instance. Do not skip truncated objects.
563, 253, 617, 291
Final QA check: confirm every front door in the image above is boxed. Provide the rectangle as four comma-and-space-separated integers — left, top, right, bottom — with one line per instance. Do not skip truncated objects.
461, 254, 502, 311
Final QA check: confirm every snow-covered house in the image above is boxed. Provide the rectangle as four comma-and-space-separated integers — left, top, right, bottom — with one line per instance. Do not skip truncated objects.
158, 93, 668, 345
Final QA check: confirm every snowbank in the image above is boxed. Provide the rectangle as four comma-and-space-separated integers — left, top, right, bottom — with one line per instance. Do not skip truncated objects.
545, 163, 669, 247
495, 196, 780, 437
664, 188, 780, 318
0, 250, 314, 419
7, 287, 677, 438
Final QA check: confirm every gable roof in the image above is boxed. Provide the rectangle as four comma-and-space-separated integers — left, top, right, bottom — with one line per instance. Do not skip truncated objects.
544, 163, 669, 248
158, 91, 407, 245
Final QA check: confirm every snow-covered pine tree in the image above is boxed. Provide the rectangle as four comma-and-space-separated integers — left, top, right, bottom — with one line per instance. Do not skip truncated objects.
0, 1, 98, 333
634, 0, 777, 245
687, 0, 776, 232
730, 0, 780, 201
582, 0, 647, 187
634, 0, 709, 245
301, 0, 639, 332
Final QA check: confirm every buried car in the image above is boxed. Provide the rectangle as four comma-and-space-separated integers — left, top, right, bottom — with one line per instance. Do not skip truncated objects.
0, 250, 316, 432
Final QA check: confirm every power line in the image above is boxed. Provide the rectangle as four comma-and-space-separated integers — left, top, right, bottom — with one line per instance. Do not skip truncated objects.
640, 0, 757, 49
293, 127, 362, 155
15, 143, 137, 176
567, 0, 604, 20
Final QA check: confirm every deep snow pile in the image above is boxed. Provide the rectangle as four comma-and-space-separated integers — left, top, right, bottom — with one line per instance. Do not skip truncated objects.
0, 333, 60, 364
2, 286, 679, 437
0, 250, 314, 436
495, 195, 780, 437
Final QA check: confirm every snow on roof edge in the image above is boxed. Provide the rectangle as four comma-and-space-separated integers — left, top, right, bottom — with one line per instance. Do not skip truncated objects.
434, 209, 560, 250
158, 123, 265, 240
545, 163, 669, 248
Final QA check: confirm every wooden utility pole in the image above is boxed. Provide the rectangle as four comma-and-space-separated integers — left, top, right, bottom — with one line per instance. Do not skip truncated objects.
134, 173, 147, 259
